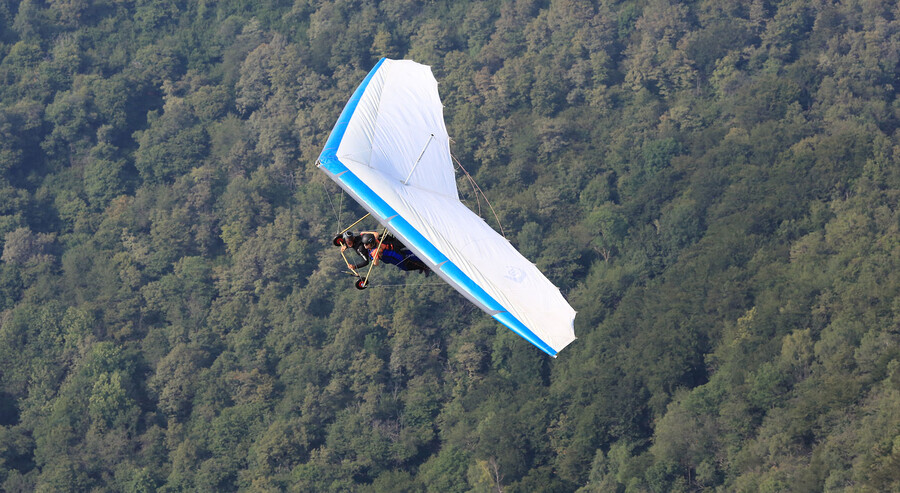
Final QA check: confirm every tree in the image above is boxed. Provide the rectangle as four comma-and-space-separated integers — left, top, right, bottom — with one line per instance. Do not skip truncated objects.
88, 371, 137, 432
586, 203, 628, 262
84, 141, 127, 208
624, 0, 696, 97
133, 98, 209, 183
1, 227, 54, 265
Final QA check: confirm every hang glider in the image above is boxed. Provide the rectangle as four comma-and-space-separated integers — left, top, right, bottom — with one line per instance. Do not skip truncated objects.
317, 58, 576, 357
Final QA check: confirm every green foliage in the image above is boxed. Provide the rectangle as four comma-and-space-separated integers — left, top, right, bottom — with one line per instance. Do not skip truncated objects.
133, 98, 209, 184
1, 0, 900, 490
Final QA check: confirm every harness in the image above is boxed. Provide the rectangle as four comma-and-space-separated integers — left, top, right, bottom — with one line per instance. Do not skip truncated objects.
368, 242, 402, 264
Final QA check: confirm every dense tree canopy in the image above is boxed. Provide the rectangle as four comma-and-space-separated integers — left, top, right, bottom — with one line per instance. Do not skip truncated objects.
1, 0, 900, 491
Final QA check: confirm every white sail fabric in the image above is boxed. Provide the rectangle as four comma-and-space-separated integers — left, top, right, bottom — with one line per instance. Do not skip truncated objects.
318, 59, 576, 356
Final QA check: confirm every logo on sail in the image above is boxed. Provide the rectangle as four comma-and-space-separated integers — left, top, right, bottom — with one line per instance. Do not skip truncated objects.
505, 266, 526, 283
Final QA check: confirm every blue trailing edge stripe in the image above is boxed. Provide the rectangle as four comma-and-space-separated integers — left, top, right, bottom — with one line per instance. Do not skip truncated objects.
387, 217, 448, 266
493, 312, 558, 357
317, 58, 557, 357
438, 262, 505, 313
340, 171, 399, 221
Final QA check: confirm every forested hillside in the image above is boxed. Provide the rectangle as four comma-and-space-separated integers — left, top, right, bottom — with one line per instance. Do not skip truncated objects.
1, 0, 899, 491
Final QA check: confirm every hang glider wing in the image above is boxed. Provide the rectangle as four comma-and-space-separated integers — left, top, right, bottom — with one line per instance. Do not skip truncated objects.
317, 58, 576, 356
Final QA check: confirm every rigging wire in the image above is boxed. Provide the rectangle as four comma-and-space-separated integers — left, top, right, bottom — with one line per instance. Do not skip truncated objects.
337, 187, 344, 233
451, 152, 507, 239
455, 157, 483, 216
362, 282, 448, 288
322, 179, 341, 233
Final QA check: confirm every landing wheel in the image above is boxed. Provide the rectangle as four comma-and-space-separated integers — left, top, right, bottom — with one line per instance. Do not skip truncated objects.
355, 279, 368, 290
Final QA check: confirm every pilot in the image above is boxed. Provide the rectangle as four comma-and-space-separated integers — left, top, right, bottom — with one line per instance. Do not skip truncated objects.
336, 231, 429, 275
